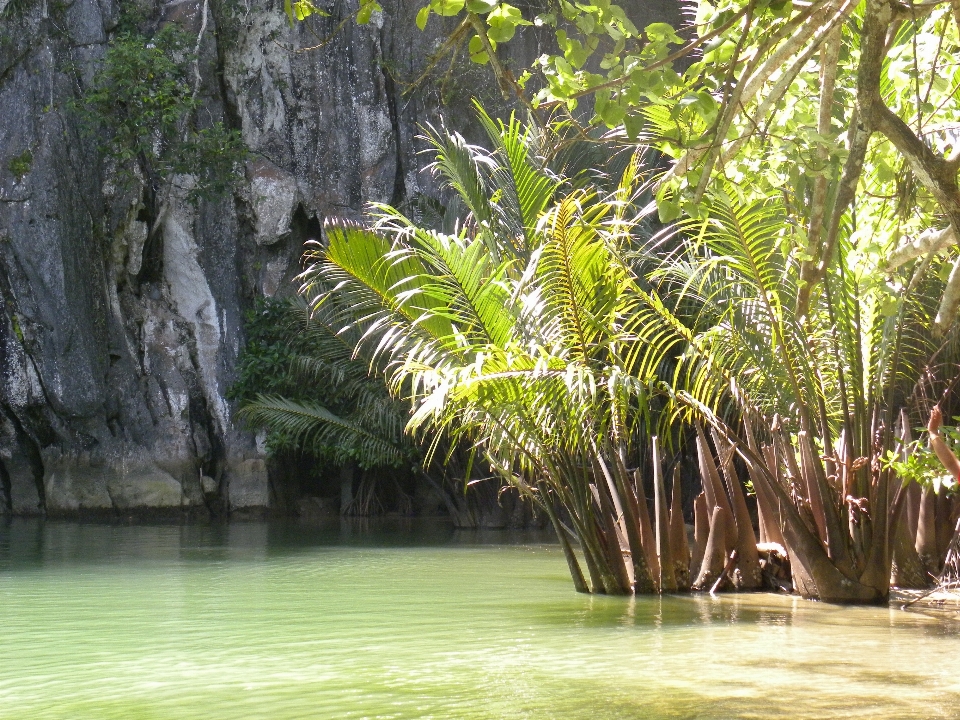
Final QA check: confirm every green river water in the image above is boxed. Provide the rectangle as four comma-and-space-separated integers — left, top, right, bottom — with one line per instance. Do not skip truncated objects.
1, 518, 958, 719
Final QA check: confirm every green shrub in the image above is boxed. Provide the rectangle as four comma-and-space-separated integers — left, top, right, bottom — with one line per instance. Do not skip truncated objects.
77, 24, 245, 199
8, 150, 32, 181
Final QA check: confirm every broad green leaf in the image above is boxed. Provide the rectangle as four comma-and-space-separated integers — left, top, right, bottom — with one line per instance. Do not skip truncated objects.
644, 22, 681, 45
466, 0, 498, 12
416, 5, 431, 29
356, 0, 380, 23
469, 34, 490, 64
430, 0, 465, 17
623, 112, 643, 140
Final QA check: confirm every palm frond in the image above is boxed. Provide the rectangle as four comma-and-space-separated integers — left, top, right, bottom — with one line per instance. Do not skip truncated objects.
238, 395, 406, 468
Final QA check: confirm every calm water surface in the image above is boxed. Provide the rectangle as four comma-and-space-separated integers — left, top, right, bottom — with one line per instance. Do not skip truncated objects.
1, 518, 958, 719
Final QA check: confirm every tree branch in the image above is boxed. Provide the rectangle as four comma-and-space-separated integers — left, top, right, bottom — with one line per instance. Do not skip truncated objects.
466, 13, 540, 121
886, 225, 958, 269
660, 0, 855, 188
796, 0, 890, 315
936, 255, 960, 332
802, 27, 841, 278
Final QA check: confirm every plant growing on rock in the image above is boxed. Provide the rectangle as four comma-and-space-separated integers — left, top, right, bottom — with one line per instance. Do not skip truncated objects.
77, 21, 245, 203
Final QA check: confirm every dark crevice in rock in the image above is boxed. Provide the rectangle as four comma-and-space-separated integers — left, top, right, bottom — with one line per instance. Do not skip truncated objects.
0, 458, 12, 512
291, 203, 322, 245
183, 336, 229, 517
1, 406, 47, 512
136, 225, 165, 284
381, 29, 405, 209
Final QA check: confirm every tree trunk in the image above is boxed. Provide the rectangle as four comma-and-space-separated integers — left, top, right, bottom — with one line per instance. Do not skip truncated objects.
590, 483, 633, 594
669, 466, 691, 590
905, 480, 921, 543
692, 492, 709, 575
797, 430, 829, 544
652, 437, 677, 592
916, 484, 940, 575
757, 445, 786, 547
937, 484, 953, 563
695, 424, 737, 552
890, 507, 931, 590
608, 451, 656, 593
540, 493, 589, 593
713, 430, 761, 589
746, 446, 883, 602
693, 505, 729, 591
633, 469, 661, 587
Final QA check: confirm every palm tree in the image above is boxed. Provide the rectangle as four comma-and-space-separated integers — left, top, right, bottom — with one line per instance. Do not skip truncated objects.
296, 108, 688, 594
259, 104, 960, 602
632, 187, 960, 601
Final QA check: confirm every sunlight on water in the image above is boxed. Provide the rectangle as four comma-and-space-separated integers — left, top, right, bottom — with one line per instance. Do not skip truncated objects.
1, 518, 958, 719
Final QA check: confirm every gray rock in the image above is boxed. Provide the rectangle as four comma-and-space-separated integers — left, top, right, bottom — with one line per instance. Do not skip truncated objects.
0, 0, 681, 516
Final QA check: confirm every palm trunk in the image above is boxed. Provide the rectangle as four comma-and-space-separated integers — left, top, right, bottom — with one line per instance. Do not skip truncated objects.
693, 505, 729, 590
633, 469, 661, 586
669, 466, 691, 590
540, 492, 589, 593
692, 492, 709, 574
652, 438, 677, 592
712, 430, 761, 589
750, 451, 882, 602
916, 484, 940, 575
937, 484, 953, 563
589, 482, 633, 594
904, 480, 921, 543
754, 447, 786, 548
608, 449, 656, 593
890, 505, 931, 589
695, 424, 737, 552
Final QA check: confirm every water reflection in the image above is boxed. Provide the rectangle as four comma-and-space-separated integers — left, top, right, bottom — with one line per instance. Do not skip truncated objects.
1, 517, 552, 571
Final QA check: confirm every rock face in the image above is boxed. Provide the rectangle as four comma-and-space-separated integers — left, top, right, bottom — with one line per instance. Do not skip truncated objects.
0, 0, 680, 517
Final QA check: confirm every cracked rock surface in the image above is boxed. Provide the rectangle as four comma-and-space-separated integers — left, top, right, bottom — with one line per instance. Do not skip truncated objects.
0, 0, 678, 517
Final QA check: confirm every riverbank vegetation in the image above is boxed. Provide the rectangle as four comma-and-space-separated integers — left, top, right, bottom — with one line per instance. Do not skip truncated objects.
239, 0, 960, 602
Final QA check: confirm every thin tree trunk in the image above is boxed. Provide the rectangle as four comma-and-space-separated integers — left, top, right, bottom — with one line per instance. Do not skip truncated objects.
797, 430, 829, 543
692, 492, 709, 577
633, 469, 661, 587
693, 505, 729, 591
890, 505, 931, 590
540, 493, 589, 593
695, 424, 737, 552
713, 430, 761, 589
608, 451, 656, 593
652, 438, 677, 592
669, 466, 691, 590
937, 484, 953, 563
590, 483, 632, 594
753, 449, 786, 548
905, 480, 921, 542
916, 484, 940, 575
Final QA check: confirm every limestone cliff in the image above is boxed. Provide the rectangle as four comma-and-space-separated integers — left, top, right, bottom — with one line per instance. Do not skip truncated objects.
0, 0, 679, 516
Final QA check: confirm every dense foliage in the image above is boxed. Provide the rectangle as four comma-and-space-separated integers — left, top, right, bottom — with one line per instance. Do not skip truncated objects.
231, 298, 414, 470
270, 0, 960, 598
77, 20, 245, 200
